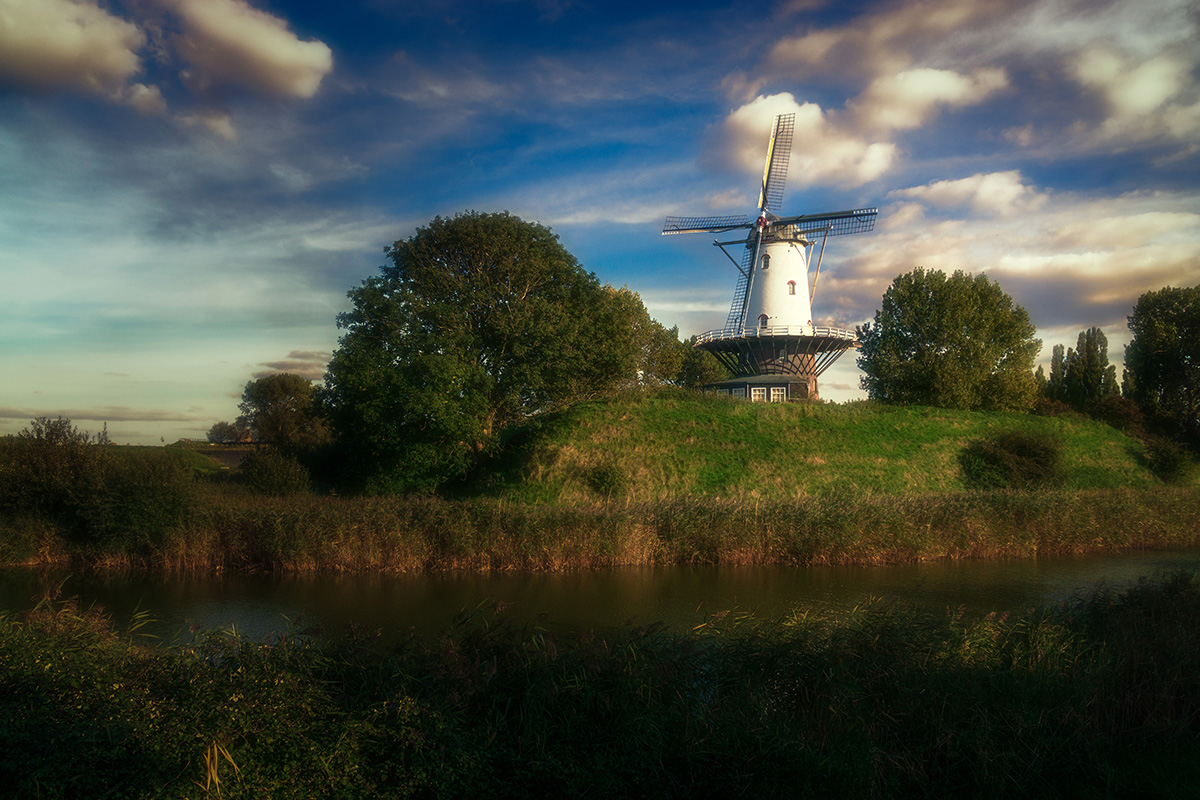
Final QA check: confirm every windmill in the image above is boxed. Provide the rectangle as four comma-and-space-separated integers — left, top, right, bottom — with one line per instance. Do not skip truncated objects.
662, 113, 877, 401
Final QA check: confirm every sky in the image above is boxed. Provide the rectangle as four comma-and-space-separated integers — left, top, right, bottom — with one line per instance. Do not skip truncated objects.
1, 0, 1197, 444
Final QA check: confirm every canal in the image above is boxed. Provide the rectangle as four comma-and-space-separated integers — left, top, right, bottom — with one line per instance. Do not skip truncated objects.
3, 548, 1198, 643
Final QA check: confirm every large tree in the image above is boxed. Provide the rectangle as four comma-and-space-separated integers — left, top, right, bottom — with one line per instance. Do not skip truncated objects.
1124, 285, 1200, 439
238, 373, 328, 450
857, 268, 1040, 411
321, 211, 644, 492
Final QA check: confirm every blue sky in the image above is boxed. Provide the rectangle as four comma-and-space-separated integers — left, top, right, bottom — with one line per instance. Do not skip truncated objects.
2, 0, 1197, 444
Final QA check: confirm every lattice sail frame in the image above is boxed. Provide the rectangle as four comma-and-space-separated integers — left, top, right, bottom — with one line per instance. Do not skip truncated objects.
758, 113, 794, 217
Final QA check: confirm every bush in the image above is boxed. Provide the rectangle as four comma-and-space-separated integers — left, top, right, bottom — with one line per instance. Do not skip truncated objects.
79, 450, 196, 551
1031, 398, 1081, 418
585, 463, 627, 498
241, 451, 312, 495
960, 429, 1066, 489
1091, 395, 1144, 434
1145, 437, 1196, 485
0, 419, 195, 551
0, 419, 105, 524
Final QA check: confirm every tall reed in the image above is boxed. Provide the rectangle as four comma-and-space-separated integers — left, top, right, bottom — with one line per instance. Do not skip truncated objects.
148, 486, 1200, 571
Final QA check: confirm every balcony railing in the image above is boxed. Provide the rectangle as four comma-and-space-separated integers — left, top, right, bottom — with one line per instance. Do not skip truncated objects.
694, 325, 857, 344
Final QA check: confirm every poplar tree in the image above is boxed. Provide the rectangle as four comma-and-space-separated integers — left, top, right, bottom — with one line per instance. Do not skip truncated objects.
1058, 327, 1119, 411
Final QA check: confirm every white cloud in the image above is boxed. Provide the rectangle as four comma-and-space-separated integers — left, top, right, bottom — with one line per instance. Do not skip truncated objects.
173, 0, 333, 99
829, 188, 1200, 337
1048, 210, 1199, 250
708, 93, 896, 190
0, 0, 335, 126
851, 67, 1008, 132
180, 108, 237, 139
892, 171, 1047, 217
749, 0, 1200, 158
0, 0, 162, 111
1071, 45, 1198, 141
765, 0, 1013, 80
711, 65, 1006, 189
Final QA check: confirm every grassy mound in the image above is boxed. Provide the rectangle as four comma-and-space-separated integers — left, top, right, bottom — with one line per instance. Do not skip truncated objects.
470, 389, 1166, 503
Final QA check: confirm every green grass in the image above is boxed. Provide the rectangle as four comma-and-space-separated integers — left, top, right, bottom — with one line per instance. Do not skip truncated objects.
3, 571, 1199, 798
471, 390, 1170, 503
165, 442, 246, 477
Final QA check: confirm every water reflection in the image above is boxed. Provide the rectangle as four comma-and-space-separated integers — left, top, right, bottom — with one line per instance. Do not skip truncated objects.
3, 549, 1198, 644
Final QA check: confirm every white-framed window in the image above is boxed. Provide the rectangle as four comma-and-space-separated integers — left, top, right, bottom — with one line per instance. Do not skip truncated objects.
751, 387, 767, 402
770, 387, 787, 403
787, 280, 796, 295
733, 387, 746, 398
758, 314, 769, 328
761, 253, 770, 269
716, 388, 729, 395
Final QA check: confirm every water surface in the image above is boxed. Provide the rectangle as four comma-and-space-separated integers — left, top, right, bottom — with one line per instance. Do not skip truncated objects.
3, 549, 1197, 643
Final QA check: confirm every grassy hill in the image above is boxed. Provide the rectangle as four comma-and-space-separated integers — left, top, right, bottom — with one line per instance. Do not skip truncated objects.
473, 389, 1164, 503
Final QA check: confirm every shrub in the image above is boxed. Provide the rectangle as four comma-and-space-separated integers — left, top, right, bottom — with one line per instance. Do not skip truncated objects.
959, 429, 1066, 489
241, 451, 312, 495
1145, 437, 1196, 485
80, 450, 196, 551
0, 419, 195, 551
1031, 398, 1081, 418
0, 419, 105, 524
1091, 395, 1144, 434
585, 463, 627, 498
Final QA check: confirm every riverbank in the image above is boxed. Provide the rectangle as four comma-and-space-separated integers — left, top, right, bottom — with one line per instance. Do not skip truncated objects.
3, 394, 1195, 572
3, 571, 1198, 798
5, 485, 1199, 572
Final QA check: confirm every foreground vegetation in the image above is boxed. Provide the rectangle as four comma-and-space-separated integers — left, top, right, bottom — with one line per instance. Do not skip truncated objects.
3, 571, 1199, 798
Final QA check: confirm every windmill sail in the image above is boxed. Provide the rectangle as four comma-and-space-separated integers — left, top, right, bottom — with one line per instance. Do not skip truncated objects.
757, 113, 795, 217
724, 244, 756, 331
662, 214, 750, 235
777, 208, 878, 237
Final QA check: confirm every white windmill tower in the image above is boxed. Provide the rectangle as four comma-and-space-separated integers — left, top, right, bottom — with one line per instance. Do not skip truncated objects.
663, 113, 877, 401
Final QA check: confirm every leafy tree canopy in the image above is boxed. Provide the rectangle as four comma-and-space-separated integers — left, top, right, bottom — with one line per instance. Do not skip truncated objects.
1124, 285, 1200, 440
605, 286, 684, 388
676, 335, 730, 389
857, 268, 1040, 411
206, 420, 247, 444
321, 211, 654, 492
238, 373, 328, 450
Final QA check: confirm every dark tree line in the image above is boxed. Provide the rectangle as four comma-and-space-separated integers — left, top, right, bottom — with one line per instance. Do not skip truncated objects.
208, 222, 1196, 495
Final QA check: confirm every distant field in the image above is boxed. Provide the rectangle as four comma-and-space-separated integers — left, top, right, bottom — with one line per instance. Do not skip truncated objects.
471, 390, 1165, 503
